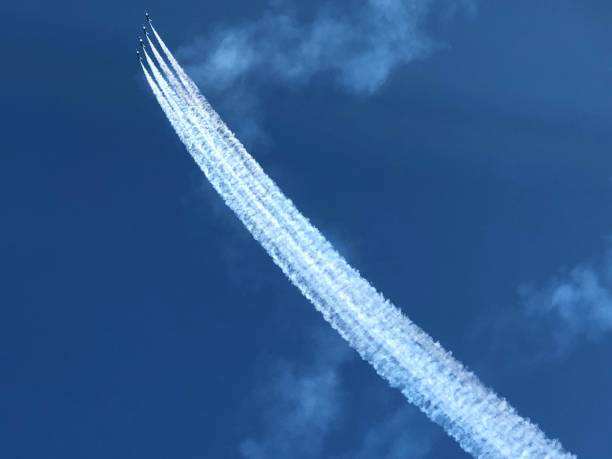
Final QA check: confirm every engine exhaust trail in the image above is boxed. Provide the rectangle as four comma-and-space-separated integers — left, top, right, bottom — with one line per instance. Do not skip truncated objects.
140, 24, 575, 459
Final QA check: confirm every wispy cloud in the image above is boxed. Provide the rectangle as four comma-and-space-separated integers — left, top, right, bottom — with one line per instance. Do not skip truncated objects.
473, 246, 612, 365
238, 330, 350, 459
239, 327, 435, 459
519, 252, 612, 355
178, 0, 474, 142
182, 0, 474, 95
337, 406, 435, 459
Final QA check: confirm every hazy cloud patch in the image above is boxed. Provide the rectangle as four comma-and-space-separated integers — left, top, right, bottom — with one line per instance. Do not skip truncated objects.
239, 326, 436, 459
238, 330, 350, 459
182, 0, 441, 95
178, 0, 475, 142
519, 254, 612, 356
337, 406, 435, 459
473, 246, 612, 366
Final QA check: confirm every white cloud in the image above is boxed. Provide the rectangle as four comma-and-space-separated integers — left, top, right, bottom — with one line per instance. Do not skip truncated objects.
238, 327, 436, 459
181, 0, 434, 95
238, 330, 350, 459
180, 0, 476, 93
470, 248, 612, 368
520, 257, 612, 354
177, 0, 473, 142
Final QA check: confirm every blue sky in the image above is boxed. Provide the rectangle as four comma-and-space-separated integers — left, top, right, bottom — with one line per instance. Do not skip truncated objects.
2, 0, 612, 457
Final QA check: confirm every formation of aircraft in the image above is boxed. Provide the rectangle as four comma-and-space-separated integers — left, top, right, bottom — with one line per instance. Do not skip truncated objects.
137, 13, 152, 61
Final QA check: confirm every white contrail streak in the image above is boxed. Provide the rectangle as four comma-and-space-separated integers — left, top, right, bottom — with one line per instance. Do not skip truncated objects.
140, 28, 575, 459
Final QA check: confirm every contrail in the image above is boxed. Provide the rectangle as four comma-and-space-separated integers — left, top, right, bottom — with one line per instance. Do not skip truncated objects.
140, 24, 575, 459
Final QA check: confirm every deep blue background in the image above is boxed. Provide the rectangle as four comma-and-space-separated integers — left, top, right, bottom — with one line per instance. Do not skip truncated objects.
2, 1, 612, 457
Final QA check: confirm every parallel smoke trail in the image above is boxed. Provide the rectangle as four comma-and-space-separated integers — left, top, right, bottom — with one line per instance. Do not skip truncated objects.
141, 29, 575, 459
144, 46, 367, 345
147, 30, 402, 335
